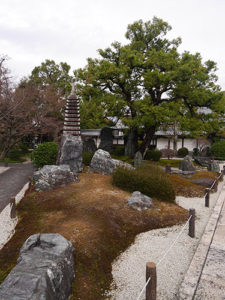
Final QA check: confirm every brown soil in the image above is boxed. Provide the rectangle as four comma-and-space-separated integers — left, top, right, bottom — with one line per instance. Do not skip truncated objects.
0, 172, 188, 300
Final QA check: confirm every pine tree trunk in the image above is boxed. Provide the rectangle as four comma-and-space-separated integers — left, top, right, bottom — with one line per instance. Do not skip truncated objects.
139, 126, 157, 157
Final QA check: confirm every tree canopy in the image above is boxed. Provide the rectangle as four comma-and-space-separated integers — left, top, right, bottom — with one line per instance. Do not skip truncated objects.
74, 17, 225, 156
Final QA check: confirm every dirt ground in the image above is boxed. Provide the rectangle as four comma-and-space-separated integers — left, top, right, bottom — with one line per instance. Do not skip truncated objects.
0, 171, 193, 299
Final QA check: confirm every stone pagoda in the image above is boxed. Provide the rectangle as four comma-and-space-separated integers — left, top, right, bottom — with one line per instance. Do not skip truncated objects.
57, 84, 83, 177
63, 85, 81, 136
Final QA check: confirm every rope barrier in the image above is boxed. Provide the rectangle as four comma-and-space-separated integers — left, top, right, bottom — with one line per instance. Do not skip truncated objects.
156, 215, 192, 267
136, 215, 192, 300
136, 277, 151, 300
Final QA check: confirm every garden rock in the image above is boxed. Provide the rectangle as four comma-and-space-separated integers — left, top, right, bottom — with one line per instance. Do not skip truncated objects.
98, 127, 114, 153
128, 191, 153, 210
0, 233, 75, 300
134, 151, 143, 168
33, 165, 76, 191
89, 149, 133, 175
190, 178, 215, 187
207, 161, 220, 173
57, 134, 83, 175
179, 155, 196, 172
194, 156, 211, 168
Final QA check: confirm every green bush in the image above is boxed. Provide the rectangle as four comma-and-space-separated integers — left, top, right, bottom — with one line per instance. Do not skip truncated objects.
113, 145, 125, 156
177, 147, 189, 157
211, 140, 225, 159
145, 149, 162, 161
31, 142, 58, 168
112, 164, 175, 202
192, 148, 200, 156
82, 152, 94, 166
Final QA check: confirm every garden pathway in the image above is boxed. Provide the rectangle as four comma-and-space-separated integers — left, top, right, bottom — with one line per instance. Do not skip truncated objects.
0, 162, 33, 213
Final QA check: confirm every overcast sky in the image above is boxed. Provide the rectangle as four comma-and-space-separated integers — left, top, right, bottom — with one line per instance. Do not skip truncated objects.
1, 0, 225, 89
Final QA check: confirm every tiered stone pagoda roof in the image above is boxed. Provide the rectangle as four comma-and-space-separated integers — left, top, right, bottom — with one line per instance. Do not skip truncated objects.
63, 89, 80, 136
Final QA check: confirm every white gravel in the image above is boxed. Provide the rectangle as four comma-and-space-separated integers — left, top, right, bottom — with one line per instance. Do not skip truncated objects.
106, 180, 224, 300
0, 167, 9, 174
0, 182, 30, 250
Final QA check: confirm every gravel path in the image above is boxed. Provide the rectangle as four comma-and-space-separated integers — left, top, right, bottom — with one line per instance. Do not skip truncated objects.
0, 163, 33, 213
107, 181, 224, 300
0, 182, 30, 250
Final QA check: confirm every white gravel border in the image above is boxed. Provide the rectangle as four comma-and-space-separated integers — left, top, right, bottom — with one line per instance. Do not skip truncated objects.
0, 182, 30, 250
0, 167, 9, 174
107, 180, 224, 300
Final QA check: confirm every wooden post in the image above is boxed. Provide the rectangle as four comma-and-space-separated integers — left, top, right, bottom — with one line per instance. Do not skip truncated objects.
214, 180, 218, 192
205, 188, 210, 207
189, 209, 195, 238
10, 197, 16, 219
223, 165, 225, 175
146, 262, 157, 300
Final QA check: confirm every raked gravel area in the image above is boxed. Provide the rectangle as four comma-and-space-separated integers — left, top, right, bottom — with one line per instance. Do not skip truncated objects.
0, 167, 9, 174
0, 181, 29, 250
107, 180, 224, 300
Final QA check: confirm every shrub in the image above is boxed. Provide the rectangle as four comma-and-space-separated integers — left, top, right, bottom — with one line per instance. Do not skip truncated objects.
82, 152, 94, 166
211, 140, 225, 159
193, 148, 200, 156
145, 149, 162, 161
177, 147, 189, 158
31, 142, 58, 168
113, 145, 125, 156
160, 148, 175, 159
112, 164, 175, 202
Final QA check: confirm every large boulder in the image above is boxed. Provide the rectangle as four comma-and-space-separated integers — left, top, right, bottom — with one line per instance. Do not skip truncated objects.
128, 191, 153, 210
89, 149, 133, 175
179, 155, 196, 172
98, 127, 114, 153
0, 233, 75, 300
207, 161, 220, 173
57, 134, 83, 175
33, 165, 76, 191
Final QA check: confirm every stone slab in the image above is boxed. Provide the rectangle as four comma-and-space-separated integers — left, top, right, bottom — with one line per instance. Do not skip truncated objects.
179, 184, 225, 300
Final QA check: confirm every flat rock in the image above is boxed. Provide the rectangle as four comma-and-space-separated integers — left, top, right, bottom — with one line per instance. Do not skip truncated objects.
89, 149, 133, 175
33, 165, 75, 191
190, 178, 215, 187
0, 233, 75, 300
128, 191, 153, 210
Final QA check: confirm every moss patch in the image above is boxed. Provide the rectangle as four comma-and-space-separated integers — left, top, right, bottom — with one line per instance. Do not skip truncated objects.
0, 172, 187, 299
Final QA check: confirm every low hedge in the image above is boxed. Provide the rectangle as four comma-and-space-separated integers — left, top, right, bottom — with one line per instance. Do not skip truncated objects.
112, 164, 175, 202
145, 149, 162, 161
113, 145, 125, 156
211, 140, 225, 159
82, 152, 94, 166
31, 142, 58, 168
177, 147, 189, 158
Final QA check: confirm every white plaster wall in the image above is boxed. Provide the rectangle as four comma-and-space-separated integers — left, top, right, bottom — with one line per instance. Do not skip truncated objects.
157, 138, 169, 149
157, 138, 197, 151
183, 139, 197, 151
